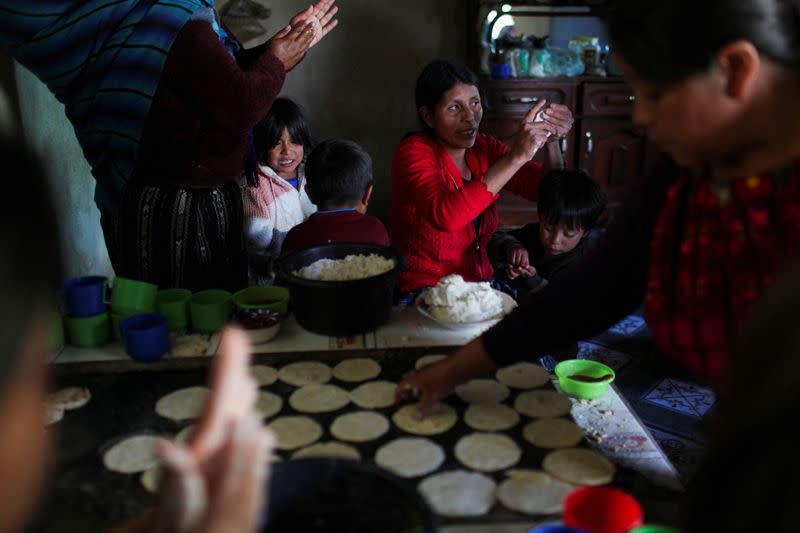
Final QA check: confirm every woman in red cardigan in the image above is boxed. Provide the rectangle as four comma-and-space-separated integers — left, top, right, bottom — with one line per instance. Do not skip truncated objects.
390, 59, 575, 293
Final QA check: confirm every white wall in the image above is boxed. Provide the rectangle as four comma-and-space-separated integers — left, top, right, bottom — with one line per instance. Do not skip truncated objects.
15, 64, 115, 279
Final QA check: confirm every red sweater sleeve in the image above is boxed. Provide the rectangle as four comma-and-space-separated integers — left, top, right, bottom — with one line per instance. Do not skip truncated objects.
392, 138, 498, 232
484, 135, 544, 202
162, 20, 286, 133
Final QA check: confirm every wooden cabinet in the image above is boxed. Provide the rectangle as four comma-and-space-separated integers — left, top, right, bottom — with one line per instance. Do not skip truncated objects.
578, 118, 648, 191
480, 77, 656, 228
581, 82, 636, 116
484, 79, 577, 116
481, 79, 578, 173
578, 83, 649, 192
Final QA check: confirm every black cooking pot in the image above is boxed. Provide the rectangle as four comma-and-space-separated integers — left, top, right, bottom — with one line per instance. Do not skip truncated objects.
261, 459, 437, 533
274, 243, 406, 336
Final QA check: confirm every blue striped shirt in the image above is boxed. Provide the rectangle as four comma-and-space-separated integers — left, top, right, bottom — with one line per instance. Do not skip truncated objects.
0, 0, 212, 213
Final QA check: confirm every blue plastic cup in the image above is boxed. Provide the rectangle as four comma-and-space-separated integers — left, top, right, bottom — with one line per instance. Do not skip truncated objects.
62, 276, 109, 317
528, 526, 588, 533
491, 62, 512, 79
120, 313, 169, 362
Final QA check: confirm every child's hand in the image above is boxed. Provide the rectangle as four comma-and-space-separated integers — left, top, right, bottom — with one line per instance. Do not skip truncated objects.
506, 264, 536, 279
506, 245, 536, 279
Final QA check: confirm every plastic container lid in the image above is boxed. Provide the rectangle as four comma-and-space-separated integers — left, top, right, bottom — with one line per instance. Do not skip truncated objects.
563, 486, 644, 533
529, 526, 589, 533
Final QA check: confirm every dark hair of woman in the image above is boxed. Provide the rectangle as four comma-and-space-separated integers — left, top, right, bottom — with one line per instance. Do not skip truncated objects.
414, 59, 479, 132
253, 97, 315, 165
603, 0, 800, 82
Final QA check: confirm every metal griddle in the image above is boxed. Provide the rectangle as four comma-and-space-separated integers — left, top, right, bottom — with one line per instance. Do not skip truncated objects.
31, 348, 679, 532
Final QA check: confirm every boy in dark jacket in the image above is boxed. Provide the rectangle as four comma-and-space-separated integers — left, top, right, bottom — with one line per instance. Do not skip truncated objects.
490, 168, 607, 299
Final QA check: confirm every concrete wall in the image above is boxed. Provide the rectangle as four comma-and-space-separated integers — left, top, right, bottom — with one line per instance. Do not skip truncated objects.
236, 0, 472, 224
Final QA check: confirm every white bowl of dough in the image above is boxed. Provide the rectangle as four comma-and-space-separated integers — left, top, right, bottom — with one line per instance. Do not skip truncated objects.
415, 275, 517, 330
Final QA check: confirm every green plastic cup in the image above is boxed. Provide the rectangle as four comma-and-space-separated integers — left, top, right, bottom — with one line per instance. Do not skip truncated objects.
630, 526, 682, 533
111, 312, 136, 341
190, 290, 233, 333
232, 286, 290, 314
555, 359, 615, 400
50, 311, 65, 352
156, 288, 193, 331
64, 312, 111, 347
106, 278, 158, 315
108, 277, 158, 315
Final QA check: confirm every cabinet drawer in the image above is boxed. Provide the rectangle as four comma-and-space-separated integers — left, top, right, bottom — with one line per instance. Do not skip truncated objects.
484, 82, 577, 117
578, 118, 647, 192
582, 82, 636, 116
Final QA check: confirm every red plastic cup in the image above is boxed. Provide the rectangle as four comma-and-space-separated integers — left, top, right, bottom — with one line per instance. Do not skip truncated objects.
563, 486, 644, 533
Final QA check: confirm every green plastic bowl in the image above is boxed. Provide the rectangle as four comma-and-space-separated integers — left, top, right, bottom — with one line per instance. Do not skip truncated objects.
630, 526, 682, 533
233, 286, 290, 314
555, 359, 615, 400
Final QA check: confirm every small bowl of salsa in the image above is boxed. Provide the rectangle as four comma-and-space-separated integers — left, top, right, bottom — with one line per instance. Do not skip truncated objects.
234, 308, 282, 345
554, 359, 615, 400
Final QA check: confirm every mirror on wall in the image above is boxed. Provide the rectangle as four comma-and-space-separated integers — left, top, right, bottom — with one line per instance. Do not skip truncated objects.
477, 1, 612, 78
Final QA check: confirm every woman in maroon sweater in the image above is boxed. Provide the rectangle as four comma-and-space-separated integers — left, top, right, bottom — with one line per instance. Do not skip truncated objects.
102, 1, 339, 292
398, 0, 800, 417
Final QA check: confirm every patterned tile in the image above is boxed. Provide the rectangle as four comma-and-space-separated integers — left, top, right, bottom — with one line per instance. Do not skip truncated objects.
538, 355, 557, 372
577, 342, 632, 371
647, 426, 706, 484
642, 378, 716, 418
608, 315, 646, 336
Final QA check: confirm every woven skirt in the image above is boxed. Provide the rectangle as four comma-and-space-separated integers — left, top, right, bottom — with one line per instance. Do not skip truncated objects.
102, 181, 247, 292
